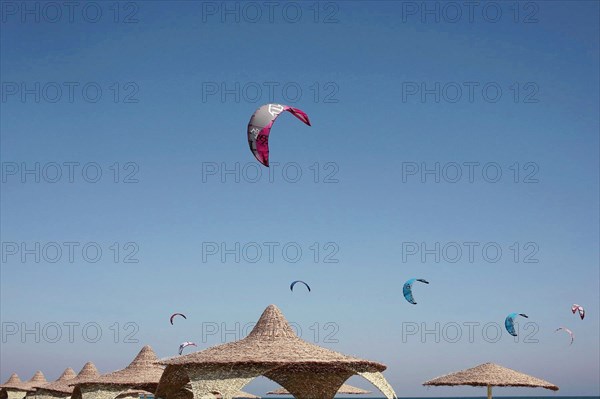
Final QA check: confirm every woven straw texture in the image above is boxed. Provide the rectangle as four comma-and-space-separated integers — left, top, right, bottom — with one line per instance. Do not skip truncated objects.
267, 383, 370, 395
39, 363, 100, 396
156, 305, 397, 399
423, 363, 558, 391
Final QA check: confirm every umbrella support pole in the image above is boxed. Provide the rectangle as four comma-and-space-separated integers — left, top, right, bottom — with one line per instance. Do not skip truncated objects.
487, 385, 492, 399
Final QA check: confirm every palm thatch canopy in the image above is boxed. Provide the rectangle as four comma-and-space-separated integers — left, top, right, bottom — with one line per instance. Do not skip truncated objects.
36, 363, 99, 396
0, 374, 27, 399
31, 368, 76, 391
75, 346, 164, 393
1, 371, 47, 399
157, 305, 397, 399
267, 383, 371, 395
1, 375, 23, 390
423, 363, 558, 399
24, 373, 47, 392
168, 385, 259, 399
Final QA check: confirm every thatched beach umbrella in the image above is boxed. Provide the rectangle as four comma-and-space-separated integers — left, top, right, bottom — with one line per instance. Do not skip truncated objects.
72, 346, 164, 399
25, 373, 47, 393
423, 362, 559, 399
1, 374, 23, 390
156, 305, 397, 399
1, 374, 25, 399
1, 372, 46, 399
26, 368, 76, 399
267, 383, 371, 396
169, 385, 258, 399
35, 363, 99, 399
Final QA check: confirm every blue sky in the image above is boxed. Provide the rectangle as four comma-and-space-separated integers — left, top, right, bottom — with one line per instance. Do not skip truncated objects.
1, 1, 598, 397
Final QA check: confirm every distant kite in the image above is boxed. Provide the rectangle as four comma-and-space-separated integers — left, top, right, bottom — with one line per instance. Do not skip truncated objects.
402, 278, 429, 305
555, 327, 574, 345
170, 313, 187, 325
247, 103, 311, 167
572, 304, 585, 320
178, 341, 196, 355
290, 280, 311, 292
504, 313, 528, 337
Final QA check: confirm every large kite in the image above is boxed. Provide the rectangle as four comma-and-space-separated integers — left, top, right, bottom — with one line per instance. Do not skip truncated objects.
290, 280, 311, 292
571, 304, 585, 320
504, 313, 528, 337
555, 327, 574, 345
170, 313, 187, 325
247, 103, 311, 167
402, 278, 429, 305
178, 341, 197, 355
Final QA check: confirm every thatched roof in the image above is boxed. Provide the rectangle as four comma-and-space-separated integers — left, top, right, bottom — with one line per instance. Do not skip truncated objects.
39, 363, 99, 395
2, 372, 47, 392
31, 368, 76, 390
157, 305, 397, 399
174, 387, 259, 399
0, 374, 24, 390
423, 363, 559, 391
161, 305, 385, 371
267, 383, 371, 395
76, 346, 164, 391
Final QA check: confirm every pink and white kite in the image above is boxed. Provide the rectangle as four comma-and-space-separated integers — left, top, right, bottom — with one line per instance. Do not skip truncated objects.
178, 341, 197, 355
571, 304, 585, 320
247, 103, 311, 167
555, 327, 574, 345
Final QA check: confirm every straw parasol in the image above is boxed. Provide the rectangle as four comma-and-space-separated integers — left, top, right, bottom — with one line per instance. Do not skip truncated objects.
1, 372, 46, 399
156, 305, 397, 399
36, 363, 99, 397
423, 362, 559, 399
25, 373, 47, 393
267, 383, 371, 396
72, 346, 164, 399
168, 385, 259, 399
31, 368, 76, 390
26, 368, 77, 399
1, 374, 24, 399
1, 375, 24, 390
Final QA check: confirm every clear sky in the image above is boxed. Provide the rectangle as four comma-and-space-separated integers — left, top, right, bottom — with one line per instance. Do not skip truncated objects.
1, 1, 599, 397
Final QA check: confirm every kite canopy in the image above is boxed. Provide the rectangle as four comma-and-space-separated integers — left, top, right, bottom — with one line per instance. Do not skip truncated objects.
289, 280, 311, 292
572, 304, 585, 320
267, 383, 371, 395
423, 362, 558, 399
504, 313, 528, 337
39, 363, 99, 395
179, 342, 197, 355
555, 327, 574, 345
247, 103, 311, 167
157, 305, 397, 399
170, 313, 187, 325
402, 278, 429, 305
